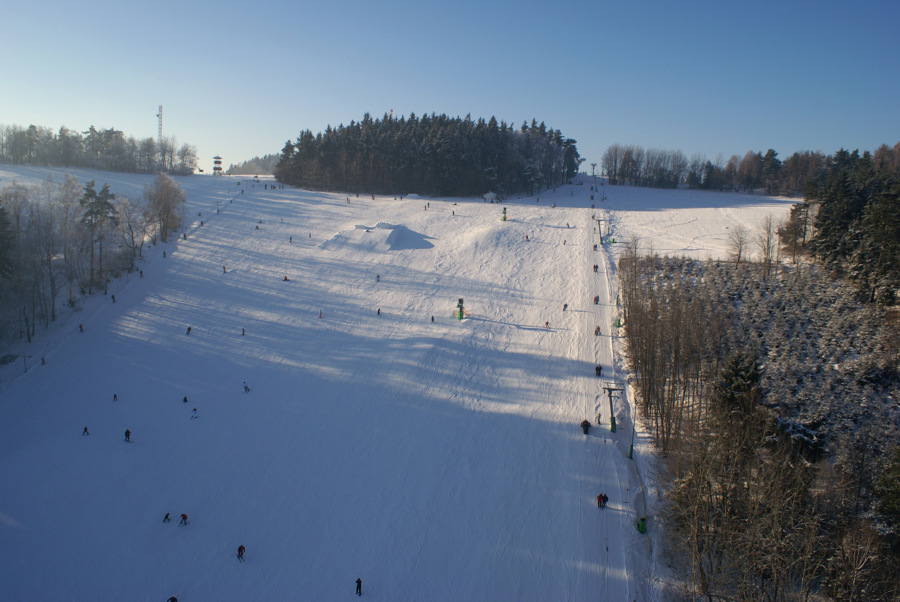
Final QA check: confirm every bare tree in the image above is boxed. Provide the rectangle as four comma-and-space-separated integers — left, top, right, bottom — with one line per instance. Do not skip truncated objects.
144, 173, 185, 242
729, 224, 748, 264
756, 215, 776, 278
116, 195, 151, 269
176, 143, 198, 174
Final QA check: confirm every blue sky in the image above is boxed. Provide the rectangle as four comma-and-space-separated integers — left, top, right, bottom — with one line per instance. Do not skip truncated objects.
3, 0, 898, 174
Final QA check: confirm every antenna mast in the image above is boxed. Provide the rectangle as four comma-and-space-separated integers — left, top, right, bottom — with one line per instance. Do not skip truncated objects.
156, 105, 163, 153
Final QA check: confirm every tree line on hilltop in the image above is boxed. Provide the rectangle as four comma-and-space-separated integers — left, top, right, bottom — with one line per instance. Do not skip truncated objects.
226, 154, 280, 175
601, 141, 900, 197
0, 123, 199, 175
274, 112, 581, 197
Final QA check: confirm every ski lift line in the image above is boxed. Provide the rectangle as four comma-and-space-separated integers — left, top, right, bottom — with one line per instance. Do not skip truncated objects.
597, 220, 651, 557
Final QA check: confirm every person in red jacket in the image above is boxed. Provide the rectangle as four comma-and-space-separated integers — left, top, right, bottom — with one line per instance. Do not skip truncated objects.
178, 513, 188, 526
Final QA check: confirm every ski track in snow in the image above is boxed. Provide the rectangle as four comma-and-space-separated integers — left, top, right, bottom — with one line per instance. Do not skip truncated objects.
0, 168, 793, 601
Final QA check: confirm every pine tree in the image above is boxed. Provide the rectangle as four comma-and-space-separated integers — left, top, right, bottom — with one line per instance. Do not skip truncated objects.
80, 181, 116, 292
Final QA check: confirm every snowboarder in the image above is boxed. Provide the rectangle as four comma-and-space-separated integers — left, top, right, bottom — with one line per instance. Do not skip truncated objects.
178, 513, 188, 526
124, 429, 131, 442
163, 513, 171, 523
186, 326, 192, 336
377, 308, 381, 316
237, 545, 245, 562
283, 275, 290, 281
356, 578, 362, 596
82, 426, 90, 436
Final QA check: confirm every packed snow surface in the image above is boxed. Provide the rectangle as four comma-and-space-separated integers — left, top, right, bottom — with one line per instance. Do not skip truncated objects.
0, 167, 792, 600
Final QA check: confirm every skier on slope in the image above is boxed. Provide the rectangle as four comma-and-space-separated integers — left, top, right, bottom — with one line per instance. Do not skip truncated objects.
237, 545, 245, 562
356, 578, 362, 596
178, 513, 188, 526
163, 513, 171, 523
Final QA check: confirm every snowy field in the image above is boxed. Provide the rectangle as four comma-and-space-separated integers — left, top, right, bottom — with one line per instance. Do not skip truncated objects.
0, 166, 793, 601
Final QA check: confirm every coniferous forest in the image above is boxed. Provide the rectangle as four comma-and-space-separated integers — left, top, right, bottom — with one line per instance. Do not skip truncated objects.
274, 113, 581, 197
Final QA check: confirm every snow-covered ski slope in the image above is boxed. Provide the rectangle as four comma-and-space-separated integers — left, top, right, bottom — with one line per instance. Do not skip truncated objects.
0, 166, 793, 601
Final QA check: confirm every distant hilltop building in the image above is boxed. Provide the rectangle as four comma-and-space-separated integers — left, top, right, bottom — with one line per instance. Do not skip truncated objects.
213, 155, 223, 175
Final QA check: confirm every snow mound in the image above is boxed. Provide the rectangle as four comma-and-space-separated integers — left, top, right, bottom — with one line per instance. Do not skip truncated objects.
319, 223, 433, 252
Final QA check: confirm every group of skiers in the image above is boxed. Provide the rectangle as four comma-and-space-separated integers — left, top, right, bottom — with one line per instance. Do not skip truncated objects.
162, 512, 189, 526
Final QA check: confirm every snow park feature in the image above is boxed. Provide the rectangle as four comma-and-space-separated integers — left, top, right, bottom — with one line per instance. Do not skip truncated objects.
0, 165, 794, 600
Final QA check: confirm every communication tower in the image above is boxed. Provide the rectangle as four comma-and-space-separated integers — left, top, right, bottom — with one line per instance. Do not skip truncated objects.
156, 105, 163, 152
213, 156, 223, 175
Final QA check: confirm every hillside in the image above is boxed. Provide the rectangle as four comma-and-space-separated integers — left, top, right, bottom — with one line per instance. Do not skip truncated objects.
0, 167, 793, 600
